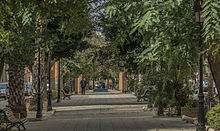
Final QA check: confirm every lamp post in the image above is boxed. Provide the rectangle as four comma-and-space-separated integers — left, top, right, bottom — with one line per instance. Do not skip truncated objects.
126, 72, 128, 92
47, 53, 52, 111
195, 0, 205, 130
148, 86, 153, 108
148, 61, 153, 108
36, 47, 42, 118
87, 77, 90, 90
112, 78, 114, 90
70, 77, 73, 93
57, 59, 61, 103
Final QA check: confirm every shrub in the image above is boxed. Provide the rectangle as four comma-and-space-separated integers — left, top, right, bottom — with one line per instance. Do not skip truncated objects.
52, 89, 58, 100
185, 99, 198, 108
206, 104, 220, 130
114, 84, 119, 90
128, 74, 134, 91
136, 85, 148, 96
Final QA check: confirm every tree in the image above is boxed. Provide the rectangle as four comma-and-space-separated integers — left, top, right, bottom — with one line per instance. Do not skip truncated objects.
0, 0, 95, 116
0, 29, 10, 77
102, 0, 220, 115
102, 0, 202, 114
28, 0, 93, 110
60, 33, 107, 82
202, 0, 220, 100
0, 0, 39, 117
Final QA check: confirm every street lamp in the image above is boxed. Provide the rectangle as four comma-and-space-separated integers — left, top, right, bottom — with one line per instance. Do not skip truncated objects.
126, 72, 128, 93
148, 61, 153, 108
195, 0, 205, 130
47, 53, 52, 111
36, 47, 42, 118
148, 86, 153, 108
70, 77, 73, 93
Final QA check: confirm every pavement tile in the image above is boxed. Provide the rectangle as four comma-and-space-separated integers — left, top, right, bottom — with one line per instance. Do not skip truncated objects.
22, 90, 196, 131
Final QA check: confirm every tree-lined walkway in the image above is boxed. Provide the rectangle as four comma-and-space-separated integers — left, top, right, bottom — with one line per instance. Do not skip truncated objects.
21, 90, 196, 131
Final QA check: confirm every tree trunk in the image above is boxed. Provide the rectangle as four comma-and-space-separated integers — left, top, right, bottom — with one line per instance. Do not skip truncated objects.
8, 66, 26, 118
208, 67, 213, 102
29, 51, 48, 111
93, 79, 95, 89
86, 77, 90, 90
0, 58, 4, 78
208, 54, 220, 100
72, 77, 75, 92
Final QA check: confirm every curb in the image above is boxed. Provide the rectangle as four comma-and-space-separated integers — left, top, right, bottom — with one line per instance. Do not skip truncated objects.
181, 115, 197, 124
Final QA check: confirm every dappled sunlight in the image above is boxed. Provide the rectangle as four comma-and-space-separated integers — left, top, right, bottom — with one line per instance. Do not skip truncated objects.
53, 104, 145, 112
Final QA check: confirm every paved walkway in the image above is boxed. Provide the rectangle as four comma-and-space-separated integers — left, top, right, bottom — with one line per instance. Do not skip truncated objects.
23, 90, 196, 131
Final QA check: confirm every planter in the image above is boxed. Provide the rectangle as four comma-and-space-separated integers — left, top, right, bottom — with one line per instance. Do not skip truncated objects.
181, 107, 198, 118
207, 126, 220, 131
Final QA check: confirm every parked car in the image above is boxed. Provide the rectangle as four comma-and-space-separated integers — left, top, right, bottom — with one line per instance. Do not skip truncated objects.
24, 82, 32, 96
0, 82, 8, 100
95, 81, 105, 89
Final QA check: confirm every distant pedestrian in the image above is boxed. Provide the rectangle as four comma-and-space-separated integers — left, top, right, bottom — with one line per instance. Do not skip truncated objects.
80, 78, 87, 95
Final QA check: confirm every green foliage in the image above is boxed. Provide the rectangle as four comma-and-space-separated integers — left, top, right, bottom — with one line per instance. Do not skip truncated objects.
103, 0, 211, 115
206, 104, 220, 129
137, 71, 193, 115
0, 1, 38, 69
114, 83, 119, 90
128, 74, 134, 91
202, 0, 220, 54
104, 0, 200, 86
185, 99, 198, 108
136, 84, 149, 97
0, 29, 11, 57
45, 0, 91, 60
103, 0, 145, 71
59, 33, 118, 81
0, 0, 94, 70
52, 89, 58, 100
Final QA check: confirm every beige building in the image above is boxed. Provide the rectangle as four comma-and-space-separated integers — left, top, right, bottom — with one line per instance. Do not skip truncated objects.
0, 62, 62, 90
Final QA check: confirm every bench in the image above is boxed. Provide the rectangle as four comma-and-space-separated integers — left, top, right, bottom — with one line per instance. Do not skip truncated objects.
61, 90, 72, 100
137, 89, 148, 102
2, 107, 27, 131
